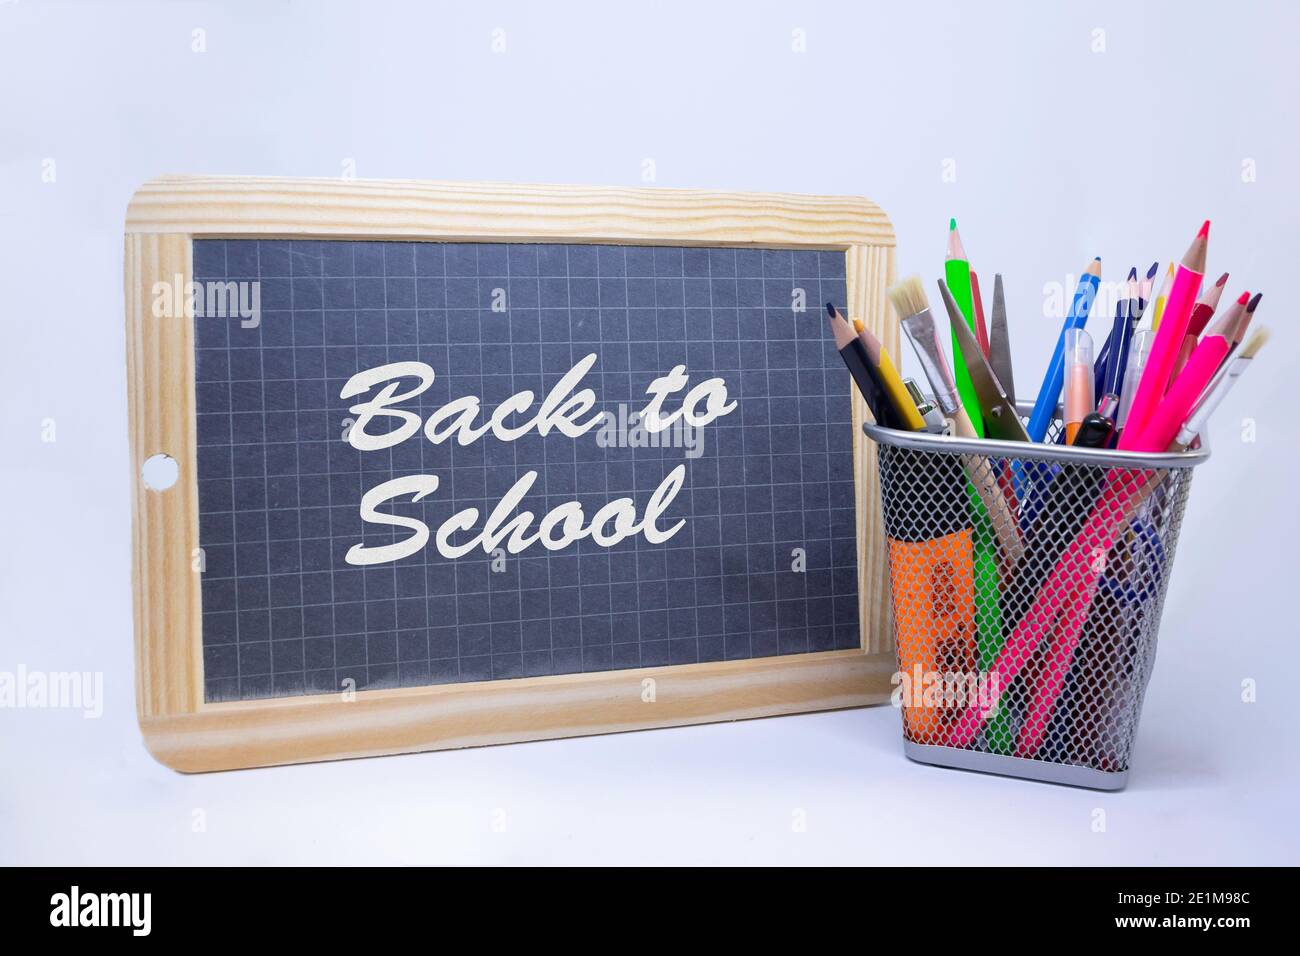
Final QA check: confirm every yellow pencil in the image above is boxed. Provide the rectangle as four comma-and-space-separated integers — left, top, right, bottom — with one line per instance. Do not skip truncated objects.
847, 311, 926, 430
1152, 262, 1174, 330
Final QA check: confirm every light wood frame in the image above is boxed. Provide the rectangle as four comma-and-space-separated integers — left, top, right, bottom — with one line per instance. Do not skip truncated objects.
125, 176, 898, 772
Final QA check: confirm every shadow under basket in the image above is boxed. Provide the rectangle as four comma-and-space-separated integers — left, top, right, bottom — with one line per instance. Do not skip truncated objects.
864, 411, 1207, 790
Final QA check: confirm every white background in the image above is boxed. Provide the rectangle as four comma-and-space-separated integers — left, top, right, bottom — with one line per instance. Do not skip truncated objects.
2, 0, 1298, 865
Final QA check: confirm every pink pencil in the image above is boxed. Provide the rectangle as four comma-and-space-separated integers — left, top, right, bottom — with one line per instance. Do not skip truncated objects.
1118, 222, 1209, 445
1015, 318, 1238, 756
996, 302, 1256, 756
986, 299, 1265, 757
945, 468, 1153, 749
1015, 342, 1230, 754
1128, 307, 1237, 453
1016, 568, 1105, 757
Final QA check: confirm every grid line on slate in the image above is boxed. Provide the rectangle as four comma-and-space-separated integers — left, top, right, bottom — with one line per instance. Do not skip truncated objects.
193, 239, 858, 702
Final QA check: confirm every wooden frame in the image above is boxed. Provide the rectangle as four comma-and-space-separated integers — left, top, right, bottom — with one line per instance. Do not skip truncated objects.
125, 176, 898, 772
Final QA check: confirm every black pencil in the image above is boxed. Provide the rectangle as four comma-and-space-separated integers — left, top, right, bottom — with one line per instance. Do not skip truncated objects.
826, 303, 901, 428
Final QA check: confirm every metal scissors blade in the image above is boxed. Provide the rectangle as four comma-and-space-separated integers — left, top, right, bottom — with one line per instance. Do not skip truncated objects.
938, 279, 1030, 442
989, 273, 1017, 408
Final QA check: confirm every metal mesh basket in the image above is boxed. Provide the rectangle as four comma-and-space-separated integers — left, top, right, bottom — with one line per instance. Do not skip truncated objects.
864, 409, 1207, 789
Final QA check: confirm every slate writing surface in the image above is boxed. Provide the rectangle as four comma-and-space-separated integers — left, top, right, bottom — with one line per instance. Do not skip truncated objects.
193, 239, 858, 702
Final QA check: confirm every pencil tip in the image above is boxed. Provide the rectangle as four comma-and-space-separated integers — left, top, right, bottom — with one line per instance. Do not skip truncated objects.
826, 302, 836, 317
1127, 266, 1137, 280
1236, 291, 1250, 305
1247, 292, 1262, 312
949, 218, 956, 230
1197, 219, 1210, 240
1216, 272, 1229, 287
1146, 261, 1159, 279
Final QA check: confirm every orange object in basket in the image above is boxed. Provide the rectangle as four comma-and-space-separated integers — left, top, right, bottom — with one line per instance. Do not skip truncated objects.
888, 530, 977, 745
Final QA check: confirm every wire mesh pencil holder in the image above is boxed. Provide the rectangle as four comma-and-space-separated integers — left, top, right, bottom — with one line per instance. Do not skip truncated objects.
863, 408, 1208, 790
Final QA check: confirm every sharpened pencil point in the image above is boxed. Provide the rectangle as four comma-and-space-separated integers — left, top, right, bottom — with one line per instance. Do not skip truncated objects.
1146, 261, 1159, 279
949, 217, 957, 231
1216, 272, 1229, 287
1197, 219, 1210, 240
1236, 291, 1250, 305
1127, 266, 1137, 280
1247, 292, 1262, 312
826, 302, 836, 317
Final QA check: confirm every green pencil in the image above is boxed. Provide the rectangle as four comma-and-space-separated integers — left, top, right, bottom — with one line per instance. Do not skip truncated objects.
945, 220, 983, 436
944, 219, 1010, 752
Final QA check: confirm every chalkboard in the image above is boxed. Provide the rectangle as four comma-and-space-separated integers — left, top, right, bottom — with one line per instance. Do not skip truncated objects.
126, 176, 895, 770
192, 239, 859, 702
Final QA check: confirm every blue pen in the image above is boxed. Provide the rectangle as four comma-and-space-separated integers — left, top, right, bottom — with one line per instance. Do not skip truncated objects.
1097, 265, 1149, 408
1091, 330, 1113, 409
1096, 269, 1139, 422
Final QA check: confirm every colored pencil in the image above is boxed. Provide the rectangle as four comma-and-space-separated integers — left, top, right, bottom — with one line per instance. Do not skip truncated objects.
1096, 260, 1154, 383
1118, 221, 1209, 446
1115, 262, 1175, 432
827, 305, 898, 427
1128, 306, 1238, 453
937, 279, 1029, 442
892, 276, 1020, 717
834, 303, 927, 431
1231, 292, 1261, 350
1151, 262, 1174, 329
1137, 261, 1159, 315
1172, 271, 1228, 378
945, 219, 984, 435
1009, 324, 1271, 757
970, 270, 991, 359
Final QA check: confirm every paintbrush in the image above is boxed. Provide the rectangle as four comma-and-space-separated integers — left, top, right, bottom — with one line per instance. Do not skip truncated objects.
888, 275, 1024, 567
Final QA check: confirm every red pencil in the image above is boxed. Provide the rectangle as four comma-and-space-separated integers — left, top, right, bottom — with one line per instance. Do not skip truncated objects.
1173, 271, 1228, 378
1232, 292, 1262, 348
970, 270, 991, 360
